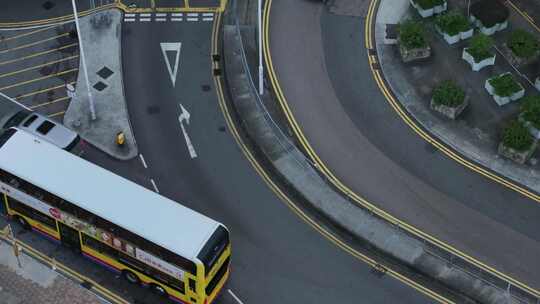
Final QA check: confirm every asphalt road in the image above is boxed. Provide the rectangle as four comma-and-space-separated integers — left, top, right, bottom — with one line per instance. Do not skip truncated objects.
267, 0, 540, 290
0, 0, 112, 23
119, 16, 434, 304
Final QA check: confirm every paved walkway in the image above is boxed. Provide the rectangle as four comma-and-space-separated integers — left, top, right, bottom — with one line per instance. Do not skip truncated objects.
0, 238, 103, 304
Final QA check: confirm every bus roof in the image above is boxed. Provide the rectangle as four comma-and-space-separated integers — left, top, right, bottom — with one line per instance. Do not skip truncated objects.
0, 129, 220, 260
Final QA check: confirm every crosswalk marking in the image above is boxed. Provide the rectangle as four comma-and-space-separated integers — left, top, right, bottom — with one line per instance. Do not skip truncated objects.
123, 12, 215, 23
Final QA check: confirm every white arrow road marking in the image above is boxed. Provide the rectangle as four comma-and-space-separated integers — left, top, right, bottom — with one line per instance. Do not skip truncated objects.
178, 103, 198, 159
160, 42, 182, 87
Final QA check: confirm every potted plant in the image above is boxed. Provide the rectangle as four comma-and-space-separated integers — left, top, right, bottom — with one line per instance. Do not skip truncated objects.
430, 80, 468, 119
462, 33, 495, 71
410, 0, 447, 18
469, 0, 509, 35
503, 29, 540, 66
435, 11, 473, 44
485, 72, 524, 106
398, 20, 431, 63
498, 120, 536, 164
519, 95, 540, 138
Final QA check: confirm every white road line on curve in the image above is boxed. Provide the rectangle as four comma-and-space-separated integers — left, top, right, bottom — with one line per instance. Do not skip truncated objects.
140, 18, 151, 22
187, 18, 198, 22
228, 290, 245, 304
150, 179, 159, 193
171, 18, 183, 21
155, 18, 167, 22
139, 154, 148, 169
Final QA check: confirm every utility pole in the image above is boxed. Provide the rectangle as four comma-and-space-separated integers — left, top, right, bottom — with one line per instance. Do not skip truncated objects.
258, 0, 264, 95
72, 0, 97, 120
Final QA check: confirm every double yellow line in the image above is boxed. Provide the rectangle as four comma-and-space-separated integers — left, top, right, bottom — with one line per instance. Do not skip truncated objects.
264, 0, 540, 300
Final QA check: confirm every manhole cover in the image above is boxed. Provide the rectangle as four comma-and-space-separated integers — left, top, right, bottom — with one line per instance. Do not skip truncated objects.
201, 84, 211, 92
42, 1, 55, 10
97, 66, 114, 79
93, 81, 108, 91
147, 105, 160, 114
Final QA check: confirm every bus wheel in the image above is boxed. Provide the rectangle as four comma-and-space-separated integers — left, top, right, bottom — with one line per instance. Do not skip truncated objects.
150, 284, 168, 297
122, 270, 140, 284
16, 216, 30, 230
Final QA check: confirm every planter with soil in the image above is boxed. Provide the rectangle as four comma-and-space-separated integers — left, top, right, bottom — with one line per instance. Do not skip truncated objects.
469, 0, 509, 36
398, 20, 431, 62
462, 33, 495, 71
409, 0, 447, 18
435, 11, 473, 45
501, 29, 540, 67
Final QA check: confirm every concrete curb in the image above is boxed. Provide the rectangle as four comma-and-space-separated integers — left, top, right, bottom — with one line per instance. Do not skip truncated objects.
222, 1, 537, 304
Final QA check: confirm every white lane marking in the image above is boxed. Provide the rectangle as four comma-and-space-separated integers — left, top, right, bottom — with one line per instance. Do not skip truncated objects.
155, 13, 167, 17
155, 18, 167, 22
202, 13, 214, 16
171, 18, 183, 22
124, 13, 136, 17
178, 104, 198, 159
187, 13, 198, 17
150, 179, 159, 193
124, 18, 136, 22
140, 13, 151, 17
187, 18, 198, 22
228, 290, 245, 304
202, 17, 214, 21
140, 18, 151, 22
160, 42, 182, 87
171, 13, 183, 16
139, 154, 148, 169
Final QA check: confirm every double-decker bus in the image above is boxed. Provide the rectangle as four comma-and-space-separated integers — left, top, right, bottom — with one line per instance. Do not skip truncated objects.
0, 128, 230, 304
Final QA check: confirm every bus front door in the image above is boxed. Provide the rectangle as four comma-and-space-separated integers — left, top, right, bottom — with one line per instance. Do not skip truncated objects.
58, 222, 81, 253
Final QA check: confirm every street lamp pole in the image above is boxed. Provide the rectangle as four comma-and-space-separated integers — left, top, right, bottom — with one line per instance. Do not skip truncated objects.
258, 0, 264, 95
71, 0, 96, 120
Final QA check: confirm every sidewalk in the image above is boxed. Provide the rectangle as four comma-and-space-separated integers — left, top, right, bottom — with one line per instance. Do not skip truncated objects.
64, 8, 138, 160
0, 237, 103, 304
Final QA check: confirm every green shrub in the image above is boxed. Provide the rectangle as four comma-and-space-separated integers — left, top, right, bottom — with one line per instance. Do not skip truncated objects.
435, 11, 470, 36
399, 20, 428, 49
489, 73, 522, 97
432, 80, 465, 107
467, 33, 494, 62
508, 29, 540, 59
413, 0, 445, 10
502, 120, 533, 151
521, 95, 540, 129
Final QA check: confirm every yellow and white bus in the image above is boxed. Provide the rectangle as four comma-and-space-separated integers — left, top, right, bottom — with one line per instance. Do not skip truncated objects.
0, 128, 231, 304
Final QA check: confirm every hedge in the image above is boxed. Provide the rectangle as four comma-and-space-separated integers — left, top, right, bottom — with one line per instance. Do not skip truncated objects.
502, 120, 534, 151
489, 74, 521, 97
435, 11, 470, 36
467, 33, 494, 62
432, 80, 465, 107
521, 95, 540, 129
399, 20, 427, 49
508, 29, 540, 59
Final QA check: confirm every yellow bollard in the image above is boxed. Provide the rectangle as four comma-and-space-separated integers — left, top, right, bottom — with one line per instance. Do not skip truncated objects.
116, 132, 125, 146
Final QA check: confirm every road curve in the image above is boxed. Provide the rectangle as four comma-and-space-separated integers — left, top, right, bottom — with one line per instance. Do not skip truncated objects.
120, 15, 434, 304
266, 0, 540, 290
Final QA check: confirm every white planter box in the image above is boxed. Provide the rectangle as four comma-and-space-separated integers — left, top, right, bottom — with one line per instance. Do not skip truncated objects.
535, 77, 540, 92
519, 115, 540, 139
410, 0, 447, 18
462, 48, 496, 71
485, 73, 525, 106
471, 17, 508, 36
437, 27, 473, 45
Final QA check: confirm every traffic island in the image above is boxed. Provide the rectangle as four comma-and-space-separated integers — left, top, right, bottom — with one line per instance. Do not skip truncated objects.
64, 9, 138, 160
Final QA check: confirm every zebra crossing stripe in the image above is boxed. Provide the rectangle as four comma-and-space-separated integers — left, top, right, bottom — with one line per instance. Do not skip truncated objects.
202, 17, 214, 21
124, 18, 136, 22
171, 18, 183, 22
202, 13, 214, 17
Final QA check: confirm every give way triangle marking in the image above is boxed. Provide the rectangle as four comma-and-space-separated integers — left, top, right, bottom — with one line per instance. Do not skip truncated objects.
160, 42, 182, 87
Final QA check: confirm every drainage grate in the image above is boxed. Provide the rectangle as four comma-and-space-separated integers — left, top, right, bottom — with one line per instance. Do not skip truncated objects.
97, 66, 114, 79
93, 81, 108, 91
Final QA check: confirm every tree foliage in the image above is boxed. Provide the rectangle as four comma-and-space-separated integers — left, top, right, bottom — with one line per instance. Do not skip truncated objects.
508, 29, 540, 59
502, 120, 533, 151
432, 80, 465, 107
399, 20, 427, 49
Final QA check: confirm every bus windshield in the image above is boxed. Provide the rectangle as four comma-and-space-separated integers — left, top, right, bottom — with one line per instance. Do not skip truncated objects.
198, 226, 229, 276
